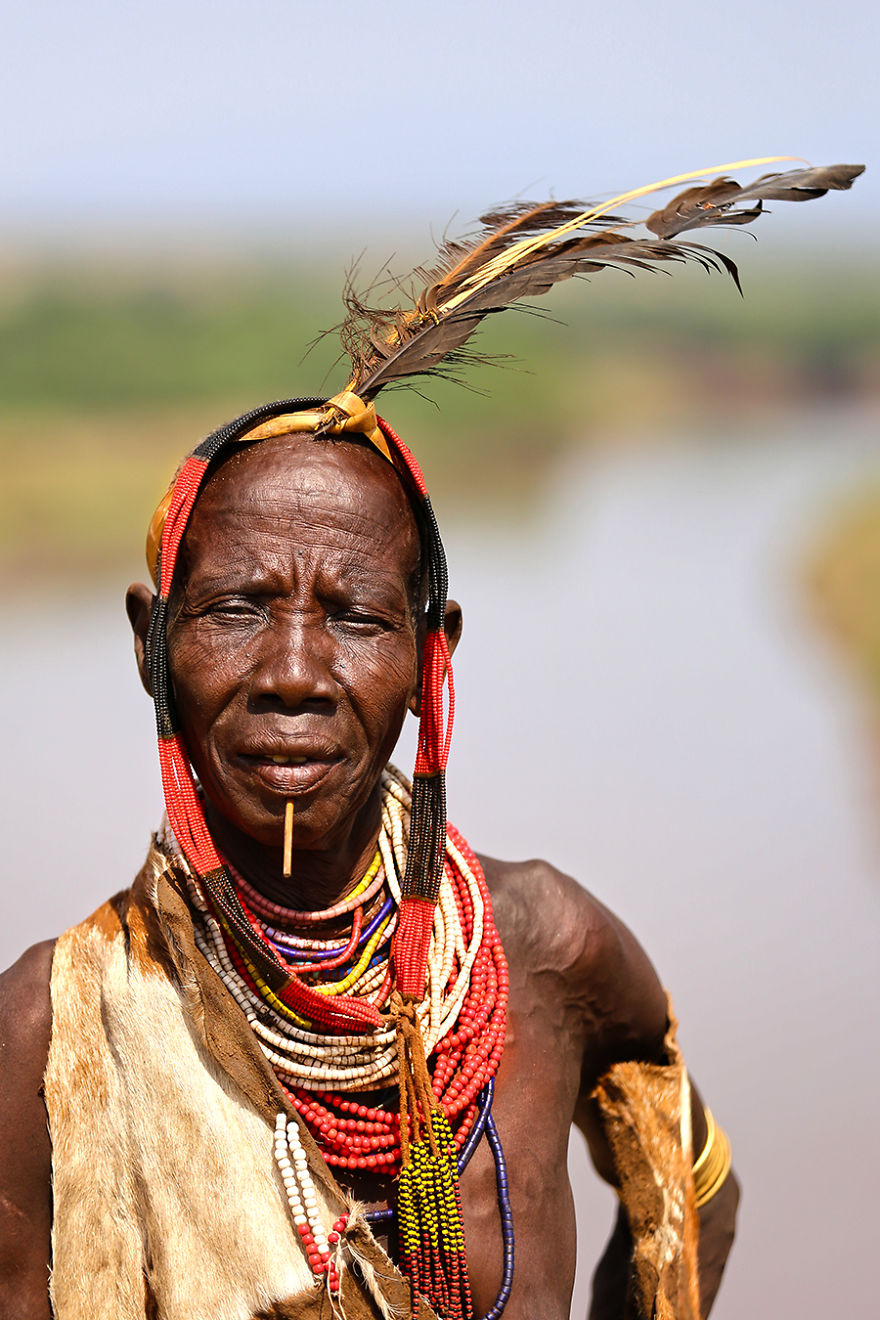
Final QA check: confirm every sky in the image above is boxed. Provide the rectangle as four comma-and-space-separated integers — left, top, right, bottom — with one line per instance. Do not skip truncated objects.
3, 0, 877, 250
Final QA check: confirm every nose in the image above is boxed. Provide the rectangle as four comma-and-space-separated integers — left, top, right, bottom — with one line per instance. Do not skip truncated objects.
249, 614, 338, 711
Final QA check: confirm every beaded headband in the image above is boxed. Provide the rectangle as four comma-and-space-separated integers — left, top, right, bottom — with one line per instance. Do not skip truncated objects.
145, 157, 862, 1020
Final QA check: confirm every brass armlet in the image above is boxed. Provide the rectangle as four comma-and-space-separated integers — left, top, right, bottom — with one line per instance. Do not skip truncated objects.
692, 1107, 732, 1208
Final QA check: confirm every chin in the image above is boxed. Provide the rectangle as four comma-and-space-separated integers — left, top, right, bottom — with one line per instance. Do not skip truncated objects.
209, 787, 369, 855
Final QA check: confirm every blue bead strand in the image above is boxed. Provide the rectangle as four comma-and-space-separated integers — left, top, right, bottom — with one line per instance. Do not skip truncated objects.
457, 1078, 495, 1171
481, 1102, 514, 1319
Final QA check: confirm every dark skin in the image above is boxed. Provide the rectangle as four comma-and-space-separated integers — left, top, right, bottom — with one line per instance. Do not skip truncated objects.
0, 435, 738, 1318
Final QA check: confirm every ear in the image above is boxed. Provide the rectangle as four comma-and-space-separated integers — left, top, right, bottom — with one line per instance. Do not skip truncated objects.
125, 582, 156, 697
408, 599, 463, 715
444, 598, 463, 658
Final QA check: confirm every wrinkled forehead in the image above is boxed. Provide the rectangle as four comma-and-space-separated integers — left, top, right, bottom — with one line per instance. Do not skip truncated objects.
179, 432, 424, 594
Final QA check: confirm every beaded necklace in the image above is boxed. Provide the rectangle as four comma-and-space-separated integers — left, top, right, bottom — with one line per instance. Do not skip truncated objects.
186, 766, 513, 1318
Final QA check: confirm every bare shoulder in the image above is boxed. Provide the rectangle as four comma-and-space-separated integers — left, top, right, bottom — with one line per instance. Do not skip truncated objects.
0, 939, 55, 1078
478, 855, 669, 1070
1, 936, 54, 1040
0, 941, 55, 1319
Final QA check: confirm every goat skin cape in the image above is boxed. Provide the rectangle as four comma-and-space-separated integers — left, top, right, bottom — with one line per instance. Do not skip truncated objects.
44, 838, 437, 1320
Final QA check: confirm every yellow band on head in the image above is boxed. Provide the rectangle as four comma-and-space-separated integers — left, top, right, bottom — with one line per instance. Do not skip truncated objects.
238, 388, 392, 461
145, 389, 391, 585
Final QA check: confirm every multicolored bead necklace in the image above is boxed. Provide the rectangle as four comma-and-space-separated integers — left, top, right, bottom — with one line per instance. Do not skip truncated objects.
187, 766, 511, 1317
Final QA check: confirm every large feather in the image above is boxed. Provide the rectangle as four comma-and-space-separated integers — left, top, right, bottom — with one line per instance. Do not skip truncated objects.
343, 160, 864, 401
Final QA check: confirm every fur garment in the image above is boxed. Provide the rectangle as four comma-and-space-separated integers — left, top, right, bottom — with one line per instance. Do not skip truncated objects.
44, 840, 435, 1320
592, 1011, 702, 1320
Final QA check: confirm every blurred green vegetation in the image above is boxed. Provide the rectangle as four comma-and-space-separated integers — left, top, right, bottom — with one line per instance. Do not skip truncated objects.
2, 249, 878, 587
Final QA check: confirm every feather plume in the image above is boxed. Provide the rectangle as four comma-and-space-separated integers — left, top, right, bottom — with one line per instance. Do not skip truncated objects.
342, 160, 864, 401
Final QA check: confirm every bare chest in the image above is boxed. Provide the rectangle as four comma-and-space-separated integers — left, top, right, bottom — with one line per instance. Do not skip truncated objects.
460, 976, 587, 1319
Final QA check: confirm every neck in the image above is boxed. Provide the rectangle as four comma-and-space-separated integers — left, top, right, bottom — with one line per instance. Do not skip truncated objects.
204, 786, 384, 914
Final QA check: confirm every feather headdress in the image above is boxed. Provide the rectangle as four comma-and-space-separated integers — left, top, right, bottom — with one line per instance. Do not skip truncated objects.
337, 158, 864, 401
145, 156, 863, 1009
177, 157, 864, 472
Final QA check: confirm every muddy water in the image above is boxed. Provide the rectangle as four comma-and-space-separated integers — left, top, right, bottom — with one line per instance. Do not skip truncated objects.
3, 408, 879, 1317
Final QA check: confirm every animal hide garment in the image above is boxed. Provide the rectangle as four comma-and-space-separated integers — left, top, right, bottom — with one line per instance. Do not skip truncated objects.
44, 841, 435, 1320
592, 1011, 702, 1320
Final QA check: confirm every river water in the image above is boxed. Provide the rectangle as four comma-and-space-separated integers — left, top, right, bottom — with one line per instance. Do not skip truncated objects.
3, 407, 879, 1317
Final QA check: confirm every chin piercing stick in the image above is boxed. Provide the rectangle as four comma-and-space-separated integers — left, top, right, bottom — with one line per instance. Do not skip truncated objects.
283, 800, 294, 880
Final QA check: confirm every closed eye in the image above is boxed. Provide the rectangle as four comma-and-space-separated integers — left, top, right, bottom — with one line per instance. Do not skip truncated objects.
330, 608, 401, 635
195, 597, 268, 622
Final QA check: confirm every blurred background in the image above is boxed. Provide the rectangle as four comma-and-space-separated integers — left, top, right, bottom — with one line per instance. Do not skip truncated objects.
2, 1, 878, 1315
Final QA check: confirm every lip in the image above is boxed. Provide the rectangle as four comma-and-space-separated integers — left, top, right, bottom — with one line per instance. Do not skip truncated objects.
237, 746, 343, 797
